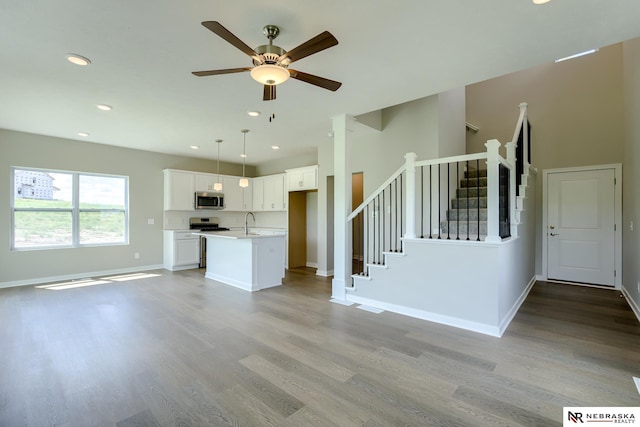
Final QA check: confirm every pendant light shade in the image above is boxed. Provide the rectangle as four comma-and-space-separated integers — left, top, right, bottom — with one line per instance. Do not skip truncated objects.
214, 139, 223, 191
239, 129, 249, 188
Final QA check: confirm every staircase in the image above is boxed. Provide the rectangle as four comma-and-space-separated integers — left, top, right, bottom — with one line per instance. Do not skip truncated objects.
441, 168, 510, 240
342, 102, 535, 337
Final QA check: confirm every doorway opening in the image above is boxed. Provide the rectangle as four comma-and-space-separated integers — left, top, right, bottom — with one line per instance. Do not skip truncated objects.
352, 172, 364, 275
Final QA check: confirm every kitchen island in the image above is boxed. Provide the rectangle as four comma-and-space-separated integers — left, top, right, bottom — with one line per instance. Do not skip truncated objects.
193, 230, 285, 292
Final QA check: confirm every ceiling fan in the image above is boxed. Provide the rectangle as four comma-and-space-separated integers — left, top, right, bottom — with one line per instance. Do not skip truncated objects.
192, 21, 342, 101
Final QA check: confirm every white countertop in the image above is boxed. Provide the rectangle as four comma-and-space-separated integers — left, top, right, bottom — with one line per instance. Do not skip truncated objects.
192, 230, 285, 240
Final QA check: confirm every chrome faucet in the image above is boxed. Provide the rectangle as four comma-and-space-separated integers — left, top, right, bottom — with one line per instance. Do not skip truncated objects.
244, 211, 255, 235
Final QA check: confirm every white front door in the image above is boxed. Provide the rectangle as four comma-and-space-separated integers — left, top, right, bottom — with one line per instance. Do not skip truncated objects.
546, 168, 616, 286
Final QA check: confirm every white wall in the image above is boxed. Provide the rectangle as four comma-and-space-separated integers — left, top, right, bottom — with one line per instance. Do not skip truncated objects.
466, 43, 624, 277
348, 168, 537, 336
317, 90, 467, 277
438, 88, 467, 157
0, 129, 252, 287
622, 38, 640, 318
255, 151, 318, 176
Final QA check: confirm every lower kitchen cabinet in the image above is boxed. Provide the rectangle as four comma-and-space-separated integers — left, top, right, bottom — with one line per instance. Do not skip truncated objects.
163, 231, 200, 271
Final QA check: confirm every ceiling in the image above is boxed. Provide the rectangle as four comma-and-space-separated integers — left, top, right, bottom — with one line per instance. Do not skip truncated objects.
2, 1, 640, 166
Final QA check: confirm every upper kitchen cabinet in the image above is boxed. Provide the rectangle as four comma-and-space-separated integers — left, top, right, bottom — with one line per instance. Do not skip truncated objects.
286, 165, 318, 192
223, 176, 252, 211
164, 169, 195, 211
252, 177, 265, 211
254, 174, 286, 211
264, 174, 286, 210
194, 173, 219, 192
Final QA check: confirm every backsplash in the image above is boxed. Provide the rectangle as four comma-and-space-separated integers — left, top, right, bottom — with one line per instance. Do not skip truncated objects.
163, 210, 286, 230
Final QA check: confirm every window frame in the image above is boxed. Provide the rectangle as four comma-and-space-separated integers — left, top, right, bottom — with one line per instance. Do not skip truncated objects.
11, 167, 130, 250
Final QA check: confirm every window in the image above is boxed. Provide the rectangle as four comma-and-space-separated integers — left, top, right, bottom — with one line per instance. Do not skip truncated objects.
12, 168, 129, 249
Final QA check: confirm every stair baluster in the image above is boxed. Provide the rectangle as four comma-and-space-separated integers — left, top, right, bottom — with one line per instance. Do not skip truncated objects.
476, 159, 481, 241
429, 165, 433, 239
420, 166, 424, 238
382, 186, 386, 256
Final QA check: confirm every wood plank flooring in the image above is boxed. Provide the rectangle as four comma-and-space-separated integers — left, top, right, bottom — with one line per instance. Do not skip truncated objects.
1, 269, 638, 426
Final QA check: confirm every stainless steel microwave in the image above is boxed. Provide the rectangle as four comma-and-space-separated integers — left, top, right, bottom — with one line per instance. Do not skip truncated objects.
195, 192, 224, 210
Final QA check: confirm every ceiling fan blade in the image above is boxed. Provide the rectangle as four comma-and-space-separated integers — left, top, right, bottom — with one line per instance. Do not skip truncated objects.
201, 21, 260, 59
289, 70, 342, 91
192, 67, 252, 77
279, 31, 338, 64
263, 85, 276, 101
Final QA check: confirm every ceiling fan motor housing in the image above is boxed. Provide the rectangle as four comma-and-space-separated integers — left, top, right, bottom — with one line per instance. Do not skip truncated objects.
252, 44, 288, 66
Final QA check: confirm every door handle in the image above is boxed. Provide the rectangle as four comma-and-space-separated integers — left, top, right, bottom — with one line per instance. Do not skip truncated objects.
550, 233, 559, 236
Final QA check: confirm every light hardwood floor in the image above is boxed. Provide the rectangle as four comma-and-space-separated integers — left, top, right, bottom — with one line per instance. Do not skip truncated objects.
1, 268, 638, 426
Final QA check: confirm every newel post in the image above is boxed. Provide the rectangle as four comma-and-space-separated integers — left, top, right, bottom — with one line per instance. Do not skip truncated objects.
506, 141, 518, 237
484, 139, 501, 243
404, 152, 417, 239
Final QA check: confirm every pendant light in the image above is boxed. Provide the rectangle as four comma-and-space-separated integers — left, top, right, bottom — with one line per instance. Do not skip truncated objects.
213, 139, 223, 191
239, 129, 249, 188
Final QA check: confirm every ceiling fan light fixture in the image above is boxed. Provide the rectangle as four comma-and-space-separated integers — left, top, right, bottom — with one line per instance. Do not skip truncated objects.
250, 64, 290, 85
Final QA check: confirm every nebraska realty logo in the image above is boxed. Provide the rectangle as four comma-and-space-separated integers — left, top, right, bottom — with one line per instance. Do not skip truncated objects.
564, 407, 640, 425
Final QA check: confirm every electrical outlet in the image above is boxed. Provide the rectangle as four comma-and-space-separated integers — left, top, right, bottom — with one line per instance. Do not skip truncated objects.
134, 252, 140, 259
147, 218, 155, 225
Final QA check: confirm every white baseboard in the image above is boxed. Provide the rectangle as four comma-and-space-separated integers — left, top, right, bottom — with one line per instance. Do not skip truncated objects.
345, 294, 501, 337
0, 264, 165, 289
622, 287, 640, 324
498, 275, 536, 336
306, 262, 318, 268
316, 269, 334, 277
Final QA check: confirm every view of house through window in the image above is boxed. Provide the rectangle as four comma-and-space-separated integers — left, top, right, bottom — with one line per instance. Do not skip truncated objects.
12, 168, 128, 249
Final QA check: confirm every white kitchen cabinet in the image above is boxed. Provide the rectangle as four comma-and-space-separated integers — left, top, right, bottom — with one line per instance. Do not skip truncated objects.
223, 176, 252, 211
164, 169, 195, 210
252, 174, 286, 211
286, 165, 318, 191
195, 173, 220, 192
264, 173, 286, 210
252, 177, 265, 211
163, 231, 200, 271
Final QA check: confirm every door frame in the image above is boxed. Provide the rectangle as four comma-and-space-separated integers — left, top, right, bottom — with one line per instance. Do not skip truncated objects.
541, 164, 622, 289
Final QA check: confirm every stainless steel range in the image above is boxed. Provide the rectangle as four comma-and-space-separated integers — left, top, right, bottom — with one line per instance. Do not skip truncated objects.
189, 217, 229, 268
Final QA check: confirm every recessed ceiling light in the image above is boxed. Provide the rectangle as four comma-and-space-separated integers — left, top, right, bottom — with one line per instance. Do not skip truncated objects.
78, 132, 89, 137
240, 154, 247, 158
247, 111, 261, 117
533, 0, 551, 4
96, 104, 113, 111
190, 145, 199, 150
66, 54, 91, 66
271, 145, 280, 150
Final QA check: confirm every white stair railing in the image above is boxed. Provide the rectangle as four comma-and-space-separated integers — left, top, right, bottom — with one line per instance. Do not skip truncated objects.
347, 103, 529, 277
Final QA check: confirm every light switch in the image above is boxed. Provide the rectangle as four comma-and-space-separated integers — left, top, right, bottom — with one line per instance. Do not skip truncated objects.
147, 218, 155, 225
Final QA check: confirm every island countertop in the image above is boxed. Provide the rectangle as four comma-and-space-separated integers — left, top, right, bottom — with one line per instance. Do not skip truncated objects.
192, 230, 285, 240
